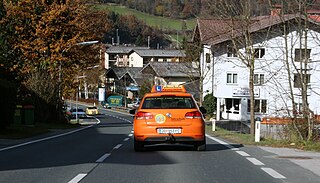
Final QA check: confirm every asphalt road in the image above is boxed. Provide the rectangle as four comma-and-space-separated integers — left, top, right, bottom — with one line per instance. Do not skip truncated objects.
0, 106, 319, 183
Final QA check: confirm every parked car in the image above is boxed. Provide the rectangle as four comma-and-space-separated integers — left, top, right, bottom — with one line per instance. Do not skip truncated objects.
101, 101, 111, 109
70, 108, 87, 119
86, 106, 99, 115
128, 101, 140, 109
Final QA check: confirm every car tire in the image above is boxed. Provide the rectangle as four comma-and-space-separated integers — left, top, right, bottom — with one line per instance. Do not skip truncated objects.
134, 139, 144, 152
194, 139, 206, 151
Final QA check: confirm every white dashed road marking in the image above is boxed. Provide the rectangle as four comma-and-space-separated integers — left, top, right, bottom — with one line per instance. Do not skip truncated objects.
236, 151, 250, 157
68, 173, 87, 183
247, 157, 265, 166
124, 137, 130, 141
261, 168, 286, 179
113, 144, 122, 149
206, 134, 286, 179
96, 153, 111, 163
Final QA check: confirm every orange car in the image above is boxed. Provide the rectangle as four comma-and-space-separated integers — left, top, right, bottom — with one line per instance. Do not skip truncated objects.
130, 85, 207, 151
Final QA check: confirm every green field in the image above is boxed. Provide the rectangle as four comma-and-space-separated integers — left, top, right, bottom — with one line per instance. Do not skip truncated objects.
92, 4, 196, 31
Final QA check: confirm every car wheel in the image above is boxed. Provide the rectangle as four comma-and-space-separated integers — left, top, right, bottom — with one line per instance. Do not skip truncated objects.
134, 139, 144, 152
194, 139, 206, 151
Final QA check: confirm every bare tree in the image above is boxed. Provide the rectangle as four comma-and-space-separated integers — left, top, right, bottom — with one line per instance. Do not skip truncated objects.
202, 0, 258, 135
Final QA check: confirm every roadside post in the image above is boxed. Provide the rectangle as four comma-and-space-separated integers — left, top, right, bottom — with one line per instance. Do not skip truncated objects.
211, 118, 216, 131
255, 117, 261, 142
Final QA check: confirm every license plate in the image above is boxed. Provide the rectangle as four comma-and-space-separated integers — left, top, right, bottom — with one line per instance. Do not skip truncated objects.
157, 128, 181, 134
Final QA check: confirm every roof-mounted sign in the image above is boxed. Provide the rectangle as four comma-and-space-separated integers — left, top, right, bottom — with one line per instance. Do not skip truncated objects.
151, 85, 187, 93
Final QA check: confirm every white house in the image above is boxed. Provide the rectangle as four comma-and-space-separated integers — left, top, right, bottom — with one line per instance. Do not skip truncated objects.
104, 46, 186, 69
128, 49, 186, 67
193, 13, 320, 122
104, 46, 149, 69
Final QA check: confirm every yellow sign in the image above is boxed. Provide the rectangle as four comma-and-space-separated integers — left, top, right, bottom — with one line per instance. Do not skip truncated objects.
151, 85, 186, 93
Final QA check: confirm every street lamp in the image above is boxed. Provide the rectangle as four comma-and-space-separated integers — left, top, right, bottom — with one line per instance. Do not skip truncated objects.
59, 40, 99, 122
59, 40, 100, 100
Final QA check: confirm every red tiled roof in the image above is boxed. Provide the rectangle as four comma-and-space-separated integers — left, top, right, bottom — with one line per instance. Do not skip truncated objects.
309, 15, 320, 22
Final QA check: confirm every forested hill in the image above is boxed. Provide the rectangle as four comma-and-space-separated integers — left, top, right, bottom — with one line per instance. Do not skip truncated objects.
104, 0, 201, 19
102, 0, 320, 19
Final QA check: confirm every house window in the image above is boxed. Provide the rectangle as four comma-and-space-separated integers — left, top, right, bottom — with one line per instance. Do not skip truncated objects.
295, 48, 311, 62
254, 74, 265, 85
227, 46, 237, 57
294, 102, 303, 114
206, 53, 211, 63
227, 73, 238, 84
143, 58, 149, 66
247, 99, 267, 113
254, 48, 265, 58
293, 73, 310, 88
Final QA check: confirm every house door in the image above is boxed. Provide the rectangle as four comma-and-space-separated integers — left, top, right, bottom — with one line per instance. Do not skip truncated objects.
225, 98, 240, 120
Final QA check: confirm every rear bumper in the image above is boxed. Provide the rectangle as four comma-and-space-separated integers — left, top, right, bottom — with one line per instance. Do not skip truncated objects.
86, 111, 98, 115
141, 136, 204, 145
134, 127, 205, 143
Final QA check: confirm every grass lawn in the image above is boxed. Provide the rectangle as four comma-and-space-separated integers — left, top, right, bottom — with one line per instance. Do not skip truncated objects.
206, 125, 320, 152
91, 4, 196, 31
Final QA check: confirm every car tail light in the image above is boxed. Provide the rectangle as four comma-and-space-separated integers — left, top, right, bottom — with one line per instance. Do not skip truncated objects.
135, 111, 153, 120
185, 111, 202, 119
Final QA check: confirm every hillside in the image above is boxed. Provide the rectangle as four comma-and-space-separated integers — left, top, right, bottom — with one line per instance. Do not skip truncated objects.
92, 3, 196, 31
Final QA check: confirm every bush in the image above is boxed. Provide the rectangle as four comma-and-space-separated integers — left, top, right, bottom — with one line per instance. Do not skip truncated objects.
203, 93, 216, 117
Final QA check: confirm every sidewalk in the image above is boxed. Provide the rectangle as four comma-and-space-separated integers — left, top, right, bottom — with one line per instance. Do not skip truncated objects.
259, 146, 320, 177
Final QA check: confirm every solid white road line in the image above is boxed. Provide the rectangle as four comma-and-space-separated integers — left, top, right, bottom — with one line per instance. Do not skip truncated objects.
236, 151, 250, 157
247, 157, 265, 166
93, 116, 101, 124
261, 168, 286, 179
113, 144, 122, 149
205, 134, 235, 149
96, 153, 111, 163
68, 173, 87, 183
0, 125, 93, 152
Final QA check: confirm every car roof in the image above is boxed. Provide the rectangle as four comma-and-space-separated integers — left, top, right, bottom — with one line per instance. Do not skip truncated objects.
144, 92, 192, 98
143, 85, 193, 98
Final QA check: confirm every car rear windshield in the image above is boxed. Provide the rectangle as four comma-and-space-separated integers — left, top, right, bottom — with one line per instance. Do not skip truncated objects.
71, 108, 85, 112
88, 107, 97, 109
141, 96, 196, 109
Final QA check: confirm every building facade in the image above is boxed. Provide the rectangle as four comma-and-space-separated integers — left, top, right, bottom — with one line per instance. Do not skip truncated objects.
194, 15, 320, 122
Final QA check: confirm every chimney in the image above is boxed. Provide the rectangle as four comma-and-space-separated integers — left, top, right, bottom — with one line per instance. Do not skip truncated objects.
271, 4, 282, 16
